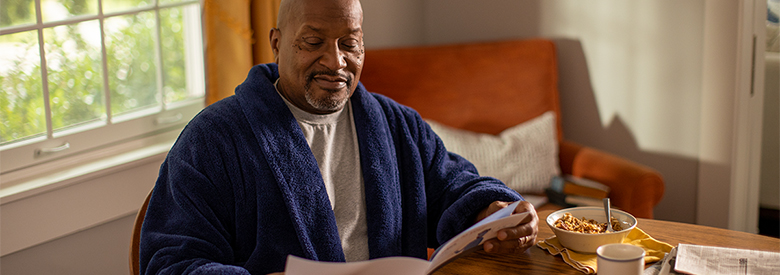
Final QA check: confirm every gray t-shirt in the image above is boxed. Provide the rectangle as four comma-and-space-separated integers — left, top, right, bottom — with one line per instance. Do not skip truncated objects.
275, 86, 369, 262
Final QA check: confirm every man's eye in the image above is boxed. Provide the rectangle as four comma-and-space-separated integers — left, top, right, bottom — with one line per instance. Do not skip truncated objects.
341, 39, 359, 48
303, 38, 322, 45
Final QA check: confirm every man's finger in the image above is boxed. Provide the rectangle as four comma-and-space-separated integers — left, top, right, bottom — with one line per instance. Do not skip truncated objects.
475, 201, 512, 223
497, 216, 538, 240
485, 236, 534, 254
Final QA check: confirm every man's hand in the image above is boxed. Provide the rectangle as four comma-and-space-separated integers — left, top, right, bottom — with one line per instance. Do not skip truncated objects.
475, 200, 538, 254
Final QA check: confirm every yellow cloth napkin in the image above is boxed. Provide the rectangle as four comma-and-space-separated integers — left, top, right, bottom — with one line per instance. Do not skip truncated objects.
536, 227, 674, 274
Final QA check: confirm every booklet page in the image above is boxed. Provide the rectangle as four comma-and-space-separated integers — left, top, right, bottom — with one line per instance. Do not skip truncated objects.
427, 202, 527, 272
284, 201, 529, 275
285, 254, 430, 275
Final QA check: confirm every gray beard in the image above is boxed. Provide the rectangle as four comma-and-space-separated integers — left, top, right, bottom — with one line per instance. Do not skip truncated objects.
304, 89, 349, 112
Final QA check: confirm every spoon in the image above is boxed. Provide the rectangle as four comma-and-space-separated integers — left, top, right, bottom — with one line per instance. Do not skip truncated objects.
603, 198, 613, 233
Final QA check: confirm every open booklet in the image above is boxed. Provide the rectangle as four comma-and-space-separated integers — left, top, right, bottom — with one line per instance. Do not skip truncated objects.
284, 201, 530, 275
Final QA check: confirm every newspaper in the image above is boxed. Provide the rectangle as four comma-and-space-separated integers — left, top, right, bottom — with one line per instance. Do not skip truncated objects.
669, 244, 780, 275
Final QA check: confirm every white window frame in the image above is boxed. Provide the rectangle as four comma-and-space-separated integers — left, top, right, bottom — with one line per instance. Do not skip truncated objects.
0, 0, 205, 196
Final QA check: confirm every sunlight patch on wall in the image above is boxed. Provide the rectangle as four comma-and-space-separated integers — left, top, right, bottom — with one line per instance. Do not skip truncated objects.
539, 0, 705, 159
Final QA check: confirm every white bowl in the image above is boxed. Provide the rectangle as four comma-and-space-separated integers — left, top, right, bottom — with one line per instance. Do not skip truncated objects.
545, 207, 637, 253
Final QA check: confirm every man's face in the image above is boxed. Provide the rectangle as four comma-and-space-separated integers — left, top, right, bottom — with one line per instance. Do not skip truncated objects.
271, 0, 364, 114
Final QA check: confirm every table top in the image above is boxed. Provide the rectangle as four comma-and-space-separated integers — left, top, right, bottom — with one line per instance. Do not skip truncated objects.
433, 208, 780, 275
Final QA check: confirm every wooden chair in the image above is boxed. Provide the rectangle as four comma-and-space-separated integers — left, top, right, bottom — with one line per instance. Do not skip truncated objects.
129, 189, 153, 275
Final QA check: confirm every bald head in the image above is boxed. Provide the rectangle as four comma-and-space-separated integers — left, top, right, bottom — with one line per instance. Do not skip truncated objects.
277, 0, 363, 32
275, 0, 296, 30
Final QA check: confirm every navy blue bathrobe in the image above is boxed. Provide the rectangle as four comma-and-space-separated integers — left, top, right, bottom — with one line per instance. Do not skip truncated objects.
139, 63, 523, 274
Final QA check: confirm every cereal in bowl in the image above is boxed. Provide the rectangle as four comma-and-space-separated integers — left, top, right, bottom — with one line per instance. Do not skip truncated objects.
554, 212, 623, 234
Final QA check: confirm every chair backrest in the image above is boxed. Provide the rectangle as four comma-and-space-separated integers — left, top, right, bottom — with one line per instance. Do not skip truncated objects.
129, 189, 153, 275
359, 39, 562, 140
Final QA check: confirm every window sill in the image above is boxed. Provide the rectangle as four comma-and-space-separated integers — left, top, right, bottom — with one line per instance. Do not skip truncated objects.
0, 127, 181, 203
0, 130, 179, 257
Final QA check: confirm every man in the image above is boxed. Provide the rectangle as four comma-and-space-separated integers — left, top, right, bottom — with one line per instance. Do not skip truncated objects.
140, 0, 538, 274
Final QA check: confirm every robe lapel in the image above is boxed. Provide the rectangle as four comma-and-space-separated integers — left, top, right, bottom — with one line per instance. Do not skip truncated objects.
235, 64, 345, 262
351, 85, 404, 258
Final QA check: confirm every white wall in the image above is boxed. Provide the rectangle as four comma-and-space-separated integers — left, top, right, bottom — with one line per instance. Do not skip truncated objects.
422, 0, 541, 45
0, 215, 136, 275
361, 0, 425, 48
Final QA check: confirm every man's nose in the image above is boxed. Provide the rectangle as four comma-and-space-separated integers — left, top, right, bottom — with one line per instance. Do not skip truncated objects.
319, 42, 347, 70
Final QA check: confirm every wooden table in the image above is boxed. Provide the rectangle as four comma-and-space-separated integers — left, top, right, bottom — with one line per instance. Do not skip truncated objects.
433, 208, 780, 274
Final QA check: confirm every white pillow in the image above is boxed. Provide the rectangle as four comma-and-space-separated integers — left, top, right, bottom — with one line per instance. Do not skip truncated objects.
426, 111, 560, 193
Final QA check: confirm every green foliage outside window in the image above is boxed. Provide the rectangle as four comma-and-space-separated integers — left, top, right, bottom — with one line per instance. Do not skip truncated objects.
105, 11, 160, 117
0, 0, 196, 144
1, 0, 35, 28
0, 31, 45, 142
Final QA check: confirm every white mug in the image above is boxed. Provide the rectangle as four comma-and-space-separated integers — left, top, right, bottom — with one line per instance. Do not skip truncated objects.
596, 243, 645, 275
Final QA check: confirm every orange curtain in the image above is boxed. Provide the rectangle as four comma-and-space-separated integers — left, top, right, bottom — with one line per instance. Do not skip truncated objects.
203, 0, 280, 105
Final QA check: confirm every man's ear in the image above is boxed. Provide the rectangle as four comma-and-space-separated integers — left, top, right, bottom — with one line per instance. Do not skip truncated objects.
269, 28, 281, 63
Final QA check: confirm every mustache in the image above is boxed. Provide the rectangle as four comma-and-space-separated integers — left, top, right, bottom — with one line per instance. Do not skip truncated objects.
306, 70, 353, 88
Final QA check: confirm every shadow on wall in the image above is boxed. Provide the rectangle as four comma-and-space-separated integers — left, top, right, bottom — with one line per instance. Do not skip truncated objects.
553, 38, 699, 223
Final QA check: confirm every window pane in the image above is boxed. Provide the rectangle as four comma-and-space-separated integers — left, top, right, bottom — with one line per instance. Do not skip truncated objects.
104, 11, 160, 117
41, 0, 98, 23
160, 4, 203, 104
0, 31, 46, 144
102, 0, 153, 14
43, 21, 106, 131
1, 0, 36, 28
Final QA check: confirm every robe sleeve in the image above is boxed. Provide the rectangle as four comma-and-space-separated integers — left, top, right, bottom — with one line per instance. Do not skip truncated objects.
140, 109, 251, 275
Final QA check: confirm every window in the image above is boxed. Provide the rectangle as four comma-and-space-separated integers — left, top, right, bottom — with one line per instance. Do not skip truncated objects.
0, 0, 204, 179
